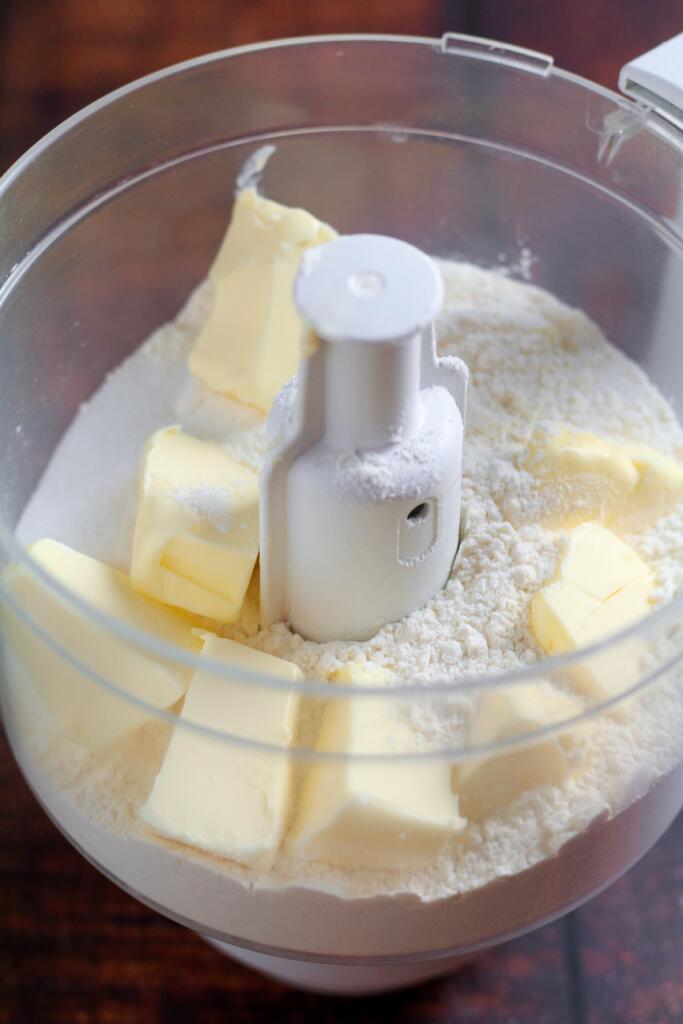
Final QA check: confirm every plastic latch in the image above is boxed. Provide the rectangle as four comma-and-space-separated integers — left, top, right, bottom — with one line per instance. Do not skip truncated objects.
440, 33, 553, 77
596, 105, 651, 167
619, 33, 683, 132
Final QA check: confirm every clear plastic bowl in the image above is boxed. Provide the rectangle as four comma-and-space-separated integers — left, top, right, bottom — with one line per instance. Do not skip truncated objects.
1, 34, 683, 995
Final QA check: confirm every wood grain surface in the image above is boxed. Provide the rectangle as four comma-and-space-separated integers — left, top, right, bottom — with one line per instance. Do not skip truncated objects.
1, 1, 683, 1021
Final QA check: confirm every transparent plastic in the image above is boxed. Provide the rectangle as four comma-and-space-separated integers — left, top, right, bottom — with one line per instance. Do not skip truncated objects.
1, 35, 683, 994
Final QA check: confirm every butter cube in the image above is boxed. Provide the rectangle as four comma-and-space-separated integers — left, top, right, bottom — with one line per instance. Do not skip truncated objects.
521, 425, 683, 529
531, 523, 654, 702
573, 576, 654, 706
1, 539, 201, 749
287, 680, 464, 871
189, 187, 338, 412
523, 426, 638, 491
142, 634, 302, 867
531, 582, 598, 656
453, 683, 586, 821
621, 441, 683, 529
131, 426, 259, 623
555, 523, 650, 603
329, 662, 394, 684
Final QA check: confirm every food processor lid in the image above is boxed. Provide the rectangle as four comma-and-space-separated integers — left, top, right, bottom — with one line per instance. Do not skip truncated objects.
619, 32, 683, 132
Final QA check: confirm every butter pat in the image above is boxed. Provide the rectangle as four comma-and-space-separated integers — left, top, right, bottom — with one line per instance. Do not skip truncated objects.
520, 425, 683, 529
522, 426, 638, 492
1, 539, 201, 749
329, 662, 394, 685
287, 675, 464, 871
188, 188, 338, 412
556, 519, 650, 601
531, 523, 654, 702
131, 426, 259, 623
453, 683, 586, 821
142, 634, 302, 868
622, 441, 683, 529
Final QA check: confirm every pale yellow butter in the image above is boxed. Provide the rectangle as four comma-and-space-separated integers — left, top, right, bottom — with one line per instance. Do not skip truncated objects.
1, 539, 201, 749
555, 520, 650, 602
453, 682, 587, 821
623, 441, 683, 529
188, 187, 338, 412
142, 634, 302, 868
131, 426, 259, 623
531, 523, 654, 702
287, 666, 465, 871
521, 425, 683, 529
329, 662, 395, 685
522, 426, 638, 492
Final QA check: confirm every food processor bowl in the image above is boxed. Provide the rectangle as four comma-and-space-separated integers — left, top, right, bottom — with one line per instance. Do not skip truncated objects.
1, 34, 683, 995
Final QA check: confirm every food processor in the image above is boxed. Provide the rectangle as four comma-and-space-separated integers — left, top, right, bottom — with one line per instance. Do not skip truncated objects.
1, 32, 683, 996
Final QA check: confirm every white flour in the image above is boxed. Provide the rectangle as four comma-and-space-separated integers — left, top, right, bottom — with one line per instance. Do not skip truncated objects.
12, 260, 683, 917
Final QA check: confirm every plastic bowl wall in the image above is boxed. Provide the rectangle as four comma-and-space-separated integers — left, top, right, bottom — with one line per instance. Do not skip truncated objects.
1, 36, 683, 969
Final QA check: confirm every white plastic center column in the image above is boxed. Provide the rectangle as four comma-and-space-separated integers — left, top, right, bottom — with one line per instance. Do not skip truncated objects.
296, 236, 440, 446
260, 234, 468, 643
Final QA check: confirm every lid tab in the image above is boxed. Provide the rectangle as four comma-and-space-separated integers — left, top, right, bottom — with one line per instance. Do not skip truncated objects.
440, 33, 553, 77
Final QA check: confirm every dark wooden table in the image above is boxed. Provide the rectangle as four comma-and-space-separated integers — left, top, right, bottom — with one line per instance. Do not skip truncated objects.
2, 1, 683, 1021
